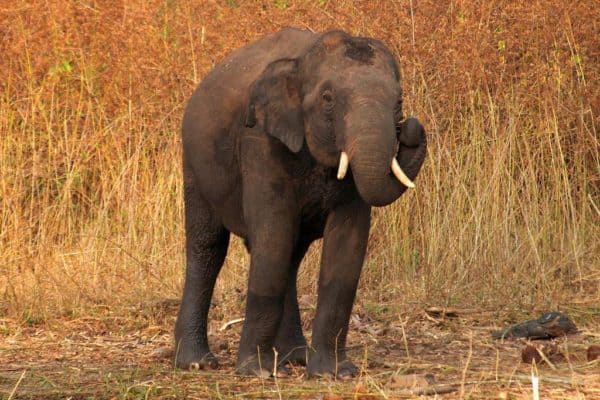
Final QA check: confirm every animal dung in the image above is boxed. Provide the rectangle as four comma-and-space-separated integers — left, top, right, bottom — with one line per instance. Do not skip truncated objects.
521, 344, 542, 364
587, 345, 600, 361
521, 343, 564, 365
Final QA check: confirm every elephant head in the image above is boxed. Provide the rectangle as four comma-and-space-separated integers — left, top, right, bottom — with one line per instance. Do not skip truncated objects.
245, 30, 427, 206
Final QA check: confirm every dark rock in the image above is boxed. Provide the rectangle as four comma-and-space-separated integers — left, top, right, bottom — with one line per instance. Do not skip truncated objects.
493, 311, 577, 340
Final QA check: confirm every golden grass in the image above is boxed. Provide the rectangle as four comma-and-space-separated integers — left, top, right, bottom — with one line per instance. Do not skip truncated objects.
0, 0, 598, 398
1, 0, 597, 322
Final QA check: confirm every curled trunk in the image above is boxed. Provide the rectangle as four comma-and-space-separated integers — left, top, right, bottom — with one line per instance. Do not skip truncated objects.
349, 119, 426, 207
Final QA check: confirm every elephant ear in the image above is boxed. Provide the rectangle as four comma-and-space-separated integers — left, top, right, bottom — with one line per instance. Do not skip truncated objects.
245, 58, 304, 153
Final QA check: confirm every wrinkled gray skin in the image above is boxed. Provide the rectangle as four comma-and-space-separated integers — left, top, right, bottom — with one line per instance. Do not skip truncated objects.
175, 28, 427, 378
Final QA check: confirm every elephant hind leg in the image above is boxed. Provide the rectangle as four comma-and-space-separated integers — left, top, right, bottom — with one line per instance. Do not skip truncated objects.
174, 169, 230, 370
274, 239, 312, 366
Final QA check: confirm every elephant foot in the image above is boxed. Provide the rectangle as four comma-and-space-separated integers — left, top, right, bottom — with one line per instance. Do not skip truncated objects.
236, 353, 290, 378
277, 345, 308, 366
275, 337, 308, 366
307, 352, 358, 380
174, 340, 219, 370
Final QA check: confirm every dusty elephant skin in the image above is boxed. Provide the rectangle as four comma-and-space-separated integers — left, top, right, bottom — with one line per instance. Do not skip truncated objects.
174, 28, 427, 378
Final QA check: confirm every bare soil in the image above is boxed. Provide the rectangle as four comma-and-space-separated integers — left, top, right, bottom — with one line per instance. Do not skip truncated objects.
2, 302, 598, 399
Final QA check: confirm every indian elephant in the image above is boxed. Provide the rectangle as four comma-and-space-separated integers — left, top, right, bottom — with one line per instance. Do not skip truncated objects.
174, 28, 427, 378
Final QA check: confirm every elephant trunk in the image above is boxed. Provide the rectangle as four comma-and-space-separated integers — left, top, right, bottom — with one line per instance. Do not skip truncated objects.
343, 114, 427, 207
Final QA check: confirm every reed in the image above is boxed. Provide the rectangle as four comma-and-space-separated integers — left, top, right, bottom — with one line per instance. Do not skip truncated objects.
1, 0, 597, 324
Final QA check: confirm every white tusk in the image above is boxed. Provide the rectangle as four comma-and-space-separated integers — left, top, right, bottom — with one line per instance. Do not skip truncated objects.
391, 158, 415, 188
337, 151, 349, 180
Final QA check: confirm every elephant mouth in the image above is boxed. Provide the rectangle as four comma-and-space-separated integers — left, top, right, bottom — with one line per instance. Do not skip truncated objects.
335, 148, 415, 189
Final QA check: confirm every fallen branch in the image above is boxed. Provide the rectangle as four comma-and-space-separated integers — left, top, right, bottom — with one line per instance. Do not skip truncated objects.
425, 306, 459, 318
219, 317, 245, 331
7, 370, 26, 400
410, 384, 458, 396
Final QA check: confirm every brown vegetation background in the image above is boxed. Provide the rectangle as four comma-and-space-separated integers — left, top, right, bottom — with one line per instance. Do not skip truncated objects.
1, 0, 599, 398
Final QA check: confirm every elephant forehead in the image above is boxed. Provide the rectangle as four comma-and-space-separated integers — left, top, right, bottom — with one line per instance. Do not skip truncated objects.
312, 55, 399, 90
314, 68, 400, 101
303, 34, 398, 78
344, 38, 375, 64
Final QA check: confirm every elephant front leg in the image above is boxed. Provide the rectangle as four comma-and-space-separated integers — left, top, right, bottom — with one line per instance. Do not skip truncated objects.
307, 199, 371, 379
236, 224, 297, 377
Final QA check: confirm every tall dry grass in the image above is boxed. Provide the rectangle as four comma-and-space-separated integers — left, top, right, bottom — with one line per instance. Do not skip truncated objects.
1, 0, 598, 324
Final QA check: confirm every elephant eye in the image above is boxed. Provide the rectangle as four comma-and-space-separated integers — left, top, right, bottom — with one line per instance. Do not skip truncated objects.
322, 90, 334, 103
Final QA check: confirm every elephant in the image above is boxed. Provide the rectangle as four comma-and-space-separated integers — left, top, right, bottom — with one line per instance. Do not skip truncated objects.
174, 27, 427, 378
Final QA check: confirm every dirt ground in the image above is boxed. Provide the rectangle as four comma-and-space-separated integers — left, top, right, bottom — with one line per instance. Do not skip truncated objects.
1, 301, 598, 399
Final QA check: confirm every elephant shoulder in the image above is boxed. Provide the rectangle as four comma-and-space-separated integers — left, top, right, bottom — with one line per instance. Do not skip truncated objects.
212, 29, 316, 79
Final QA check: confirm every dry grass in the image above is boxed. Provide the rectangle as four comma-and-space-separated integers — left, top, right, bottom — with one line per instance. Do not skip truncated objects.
1, 0, 598, 398
2, 306, 599, 399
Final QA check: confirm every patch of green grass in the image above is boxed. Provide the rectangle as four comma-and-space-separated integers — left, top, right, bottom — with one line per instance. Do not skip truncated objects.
273, 0, 288, 10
